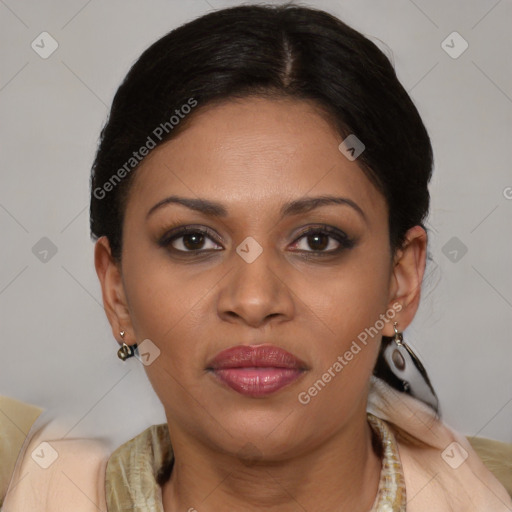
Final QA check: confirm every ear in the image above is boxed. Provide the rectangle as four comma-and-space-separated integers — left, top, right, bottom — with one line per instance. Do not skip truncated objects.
383, 225, 428, 336
94, 236, 135, 346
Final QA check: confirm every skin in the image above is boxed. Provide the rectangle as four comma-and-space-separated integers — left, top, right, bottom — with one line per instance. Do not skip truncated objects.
95, 97, 427, 511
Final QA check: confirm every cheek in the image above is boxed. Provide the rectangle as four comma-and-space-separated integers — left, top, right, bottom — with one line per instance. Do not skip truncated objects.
295, 245, 391, 399
121, 258, 210, 412
294, 263, 390, 421
121, 246, 218, 372
304, 246, 391, 344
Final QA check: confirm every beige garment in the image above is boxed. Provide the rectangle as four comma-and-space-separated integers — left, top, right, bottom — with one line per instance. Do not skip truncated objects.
366, 377, 512, 511
1, 399, 109, 512
0, 396, 43, 507
3, 378, 512, 511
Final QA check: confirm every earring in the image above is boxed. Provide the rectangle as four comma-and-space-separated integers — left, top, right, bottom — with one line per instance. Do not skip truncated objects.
381, 322, 439, 411
391, 322, 407, 376
117, 330, 137, 361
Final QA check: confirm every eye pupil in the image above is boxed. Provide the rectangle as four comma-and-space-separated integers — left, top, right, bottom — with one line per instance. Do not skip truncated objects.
183, 233, 205, 250
308, 233, 328, 251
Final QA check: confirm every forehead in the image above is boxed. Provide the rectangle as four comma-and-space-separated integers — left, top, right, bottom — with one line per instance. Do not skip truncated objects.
126, 97, 386, 221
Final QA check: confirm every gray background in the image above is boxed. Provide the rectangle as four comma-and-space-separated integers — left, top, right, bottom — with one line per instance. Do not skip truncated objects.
1, 0, 511, 447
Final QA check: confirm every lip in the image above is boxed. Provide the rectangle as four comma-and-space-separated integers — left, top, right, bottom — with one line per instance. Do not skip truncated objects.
206, 344, 308, 397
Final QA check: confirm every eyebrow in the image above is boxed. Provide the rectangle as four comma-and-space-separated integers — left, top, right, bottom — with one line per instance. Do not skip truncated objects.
146, 194, 367, 223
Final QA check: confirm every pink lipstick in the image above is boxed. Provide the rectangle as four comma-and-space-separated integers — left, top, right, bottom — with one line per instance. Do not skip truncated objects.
207, 344, 307, 397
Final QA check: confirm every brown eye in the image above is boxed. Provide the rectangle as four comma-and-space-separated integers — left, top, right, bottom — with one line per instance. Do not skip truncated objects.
290, 226, 355, 255
304, 232, 330, 251
179, 232, 207, 251
159, 227, 223, 253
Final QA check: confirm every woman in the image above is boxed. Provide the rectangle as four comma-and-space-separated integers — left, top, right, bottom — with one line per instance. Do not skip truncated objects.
2, 4, 511, 511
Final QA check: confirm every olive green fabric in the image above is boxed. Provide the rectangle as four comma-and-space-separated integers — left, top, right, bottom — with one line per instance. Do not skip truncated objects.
105, 424, 171, 511
467, 436, 512, 499
0, 396, 43, 508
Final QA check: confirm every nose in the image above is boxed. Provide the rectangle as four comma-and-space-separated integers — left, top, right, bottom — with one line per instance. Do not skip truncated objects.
216, 246, 295, 328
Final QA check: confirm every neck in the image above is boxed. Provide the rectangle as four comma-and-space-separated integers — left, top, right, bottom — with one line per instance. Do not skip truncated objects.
161, 410, 381, 512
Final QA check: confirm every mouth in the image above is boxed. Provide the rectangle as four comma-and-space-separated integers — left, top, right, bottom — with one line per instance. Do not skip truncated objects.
206, 344, 308, 398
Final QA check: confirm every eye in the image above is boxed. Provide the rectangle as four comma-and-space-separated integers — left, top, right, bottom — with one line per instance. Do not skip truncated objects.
159, 226, 223, 253
158, 224, 355, 256
290, 226, 355, 255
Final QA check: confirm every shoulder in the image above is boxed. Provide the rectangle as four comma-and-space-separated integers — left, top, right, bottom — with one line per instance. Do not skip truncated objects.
2, 404, 110, 512
367, 378, 512, 511
395, 431, 512, 511
0, 396, 43, 508
386, 416, 512, 511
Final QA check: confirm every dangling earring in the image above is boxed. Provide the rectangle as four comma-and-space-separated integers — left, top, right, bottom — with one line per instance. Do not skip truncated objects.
390, 322, 409, 391
117, 330, 137, 361
381, 322, 439, 411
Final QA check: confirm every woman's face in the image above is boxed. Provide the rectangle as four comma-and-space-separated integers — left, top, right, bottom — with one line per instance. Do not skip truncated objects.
101, 97, 414, 459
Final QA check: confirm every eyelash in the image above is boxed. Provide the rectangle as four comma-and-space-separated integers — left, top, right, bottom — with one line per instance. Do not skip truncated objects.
158, 224, 355, 257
